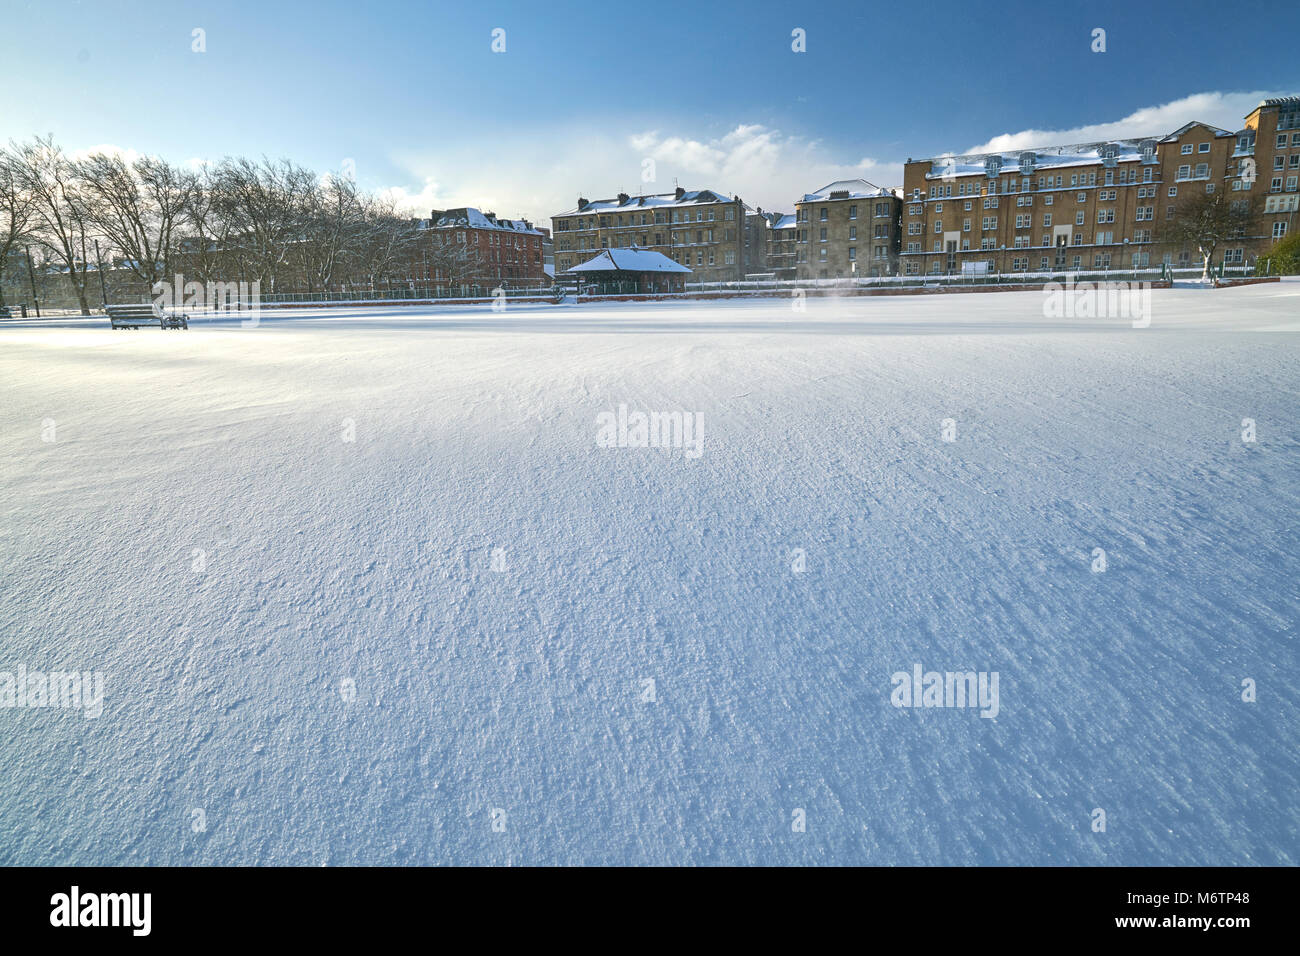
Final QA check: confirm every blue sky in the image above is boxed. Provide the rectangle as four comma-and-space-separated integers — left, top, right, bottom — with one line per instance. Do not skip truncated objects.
2, 0, 1297, 222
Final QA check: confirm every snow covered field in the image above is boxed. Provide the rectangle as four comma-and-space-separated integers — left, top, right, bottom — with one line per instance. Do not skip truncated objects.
1, 282, 1297, 866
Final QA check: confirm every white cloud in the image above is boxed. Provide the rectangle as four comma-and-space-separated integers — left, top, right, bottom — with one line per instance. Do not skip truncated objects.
66, 143, 144, 164
383, 124, 897, 225
964, 89, 1290, 154
379, 89, 1297, 226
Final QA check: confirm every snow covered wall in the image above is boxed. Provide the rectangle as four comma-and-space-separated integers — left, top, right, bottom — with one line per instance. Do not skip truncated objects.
1, 283, 1296, 865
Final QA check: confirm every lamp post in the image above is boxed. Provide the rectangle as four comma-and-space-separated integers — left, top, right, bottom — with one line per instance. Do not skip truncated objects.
94, 240, 109, 306
25, 245, 40, 318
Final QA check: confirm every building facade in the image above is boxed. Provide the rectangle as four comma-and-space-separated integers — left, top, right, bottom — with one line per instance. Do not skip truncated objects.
1241, 96, 1300, 251
793, 180, 901, 279
415, 208, 549, 288
551, 187, 766, 283
900, 99, 1300, 276
763, 212, 798, 280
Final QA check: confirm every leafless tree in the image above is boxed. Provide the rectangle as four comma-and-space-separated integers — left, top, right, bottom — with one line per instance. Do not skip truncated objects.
0, 145, 36, 308
76, 151, 196, 292
11, 136, 97, 314
1162, 191, 1261, 281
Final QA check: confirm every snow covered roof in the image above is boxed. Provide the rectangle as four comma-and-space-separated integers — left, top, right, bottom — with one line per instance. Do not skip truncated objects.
565, 248, 692, 274
554, 188, 745, 217
428, 207, 542, 235
1158, 122, 1236, 142
921, 138, 1160, 181
919, 123, 1239, 182
800, 178, 893, 202
770, 213, 797, 231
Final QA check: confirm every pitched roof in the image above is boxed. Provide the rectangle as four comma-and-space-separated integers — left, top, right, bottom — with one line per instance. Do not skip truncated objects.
428, 207, 542, 235
553, 188, 744, 217
565, 248, 692, 274
1158, 122, 1236, 142
801, 178, 893, 202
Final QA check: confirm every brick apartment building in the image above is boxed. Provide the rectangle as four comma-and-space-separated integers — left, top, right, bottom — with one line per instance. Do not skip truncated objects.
793, 179, 902, 278
551, 187, 767, 283
414, 207, 549, 288
1242, 96, 1300, 249
763, 211, 798, 280
899, 97, 1300, 276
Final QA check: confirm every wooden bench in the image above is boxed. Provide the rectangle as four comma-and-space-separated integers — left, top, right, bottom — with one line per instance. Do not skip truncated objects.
106, 304, 189, 330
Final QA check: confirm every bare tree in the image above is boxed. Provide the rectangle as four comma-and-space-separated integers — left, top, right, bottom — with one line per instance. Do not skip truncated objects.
0, 145, 36, 308
210, 157, 316, 292
1162, 191, 1260, 281
11, 136, 97, 314
77, 151, 195, 293
299, 173, 364, 294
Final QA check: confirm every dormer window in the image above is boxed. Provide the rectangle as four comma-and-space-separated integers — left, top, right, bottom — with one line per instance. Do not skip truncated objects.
1101, 144, 1119, 167
985, 156, 1002, 177
1018, 151, 1036, 174
1141, 140, 1157, 162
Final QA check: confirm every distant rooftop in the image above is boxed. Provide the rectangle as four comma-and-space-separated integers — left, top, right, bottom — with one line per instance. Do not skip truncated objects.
800, 178, 893, 202
425, 207, 542, 235
565, 247, 692, 274
554, 188, 751, 217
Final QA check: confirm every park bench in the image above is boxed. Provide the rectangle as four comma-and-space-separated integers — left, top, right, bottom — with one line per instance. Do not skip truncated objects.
106, 304, 189, 330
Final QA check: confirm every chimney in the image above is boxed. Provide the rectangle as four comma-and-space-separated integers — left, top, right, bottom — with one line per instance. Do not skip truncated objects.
674, 186, 685, 200
577, 197, 589, 211
617, 192, 629, 204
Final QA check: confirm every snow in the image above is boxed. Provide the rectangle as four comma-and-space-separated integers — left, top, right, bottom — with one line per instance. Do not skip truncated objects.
1, 281, 1297, 865
568, 248, 692, 273
800, 178, 894, 201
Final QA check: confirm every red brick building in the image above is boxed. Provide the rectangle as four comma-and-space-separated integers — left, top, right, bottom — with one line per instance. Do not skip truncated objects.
412, 208, 550, 288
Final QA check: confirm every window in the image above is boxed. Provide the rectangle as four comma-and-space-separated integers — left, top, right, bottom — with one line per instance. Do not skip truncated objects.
962, 219, 971, 232
1274, 221, 1288, 239
964, 200, 972, 210
1168, 186, 1178, 197
1075, 211, 1085, 225
935, 203, 943, 213
1181, 144, 1193, 155
848, 247, 856, 261
1077, 192, 1086, 202
1198, 143, 1210, 153
819, 208, 828, 221
849, 226, 857, 240
819, 228, 827, 242
1097, 209, 1114, 223
1177, 165, 1191, 180
1195, 163, 1208, 178
849, 205, 857, 219
934, 220, 943, 233
1043, 213, 1052, 226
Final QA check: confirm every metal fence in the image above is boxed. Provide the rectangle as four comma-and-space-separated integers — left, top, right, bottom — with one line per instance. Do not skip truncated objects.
685, 264, 1260, 294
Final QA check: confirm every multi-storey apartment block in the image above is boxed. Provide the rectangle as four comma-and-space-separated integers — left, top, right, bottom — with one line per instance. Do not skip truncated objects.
900, 99, 1300, 276
763, 212, 798, 280
551, 187, 766, 283
416, 208, 549, 287
1241, 96, 1300, 250
793, 180, 901, 279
